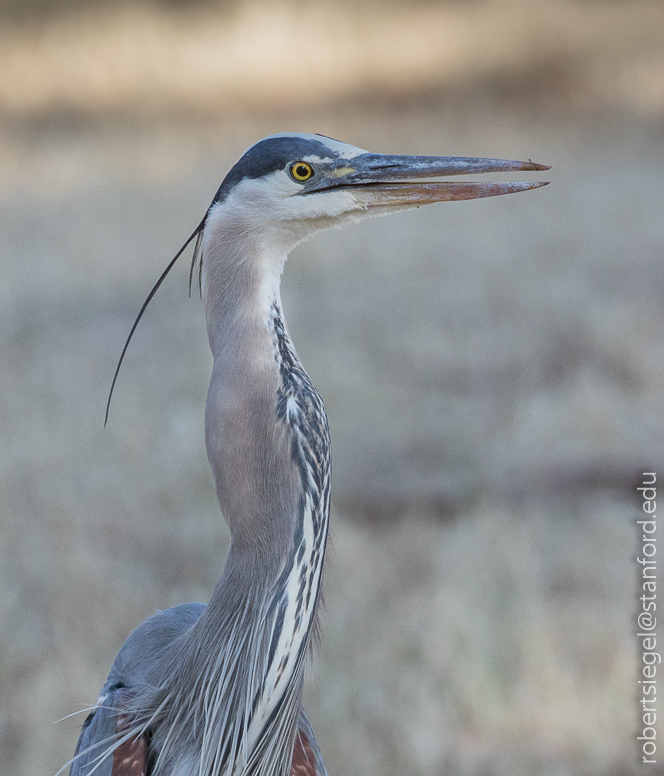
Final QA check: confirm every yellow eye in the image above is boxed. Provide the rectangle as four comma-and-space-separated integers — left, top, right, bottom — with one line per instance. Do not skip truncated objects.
289, 161, 314, 182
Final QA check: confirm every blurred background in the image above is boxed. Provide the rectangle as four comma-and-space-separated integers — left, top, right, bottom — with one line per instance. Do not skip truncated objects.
1, 0, 663, 774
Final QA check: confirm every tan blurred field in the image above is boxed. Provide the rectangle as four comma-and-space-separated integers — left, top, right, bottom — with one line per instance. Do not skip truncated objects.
0, 1, 663, 775
0, 0, 663, 119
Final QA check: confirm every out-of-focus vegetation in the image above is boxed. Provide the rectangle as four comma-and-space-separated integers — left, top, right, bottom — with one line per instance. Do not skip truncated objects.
0, 0, 488, 20
0, 0, 225, 20
0, 1, 662, 775
0, 0, 662, 119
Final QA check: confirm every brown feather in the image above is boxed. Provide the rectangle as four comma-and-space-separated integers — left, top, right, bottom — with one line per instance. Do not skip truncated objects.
290, 727, 319, 776
112, 715, 148, 776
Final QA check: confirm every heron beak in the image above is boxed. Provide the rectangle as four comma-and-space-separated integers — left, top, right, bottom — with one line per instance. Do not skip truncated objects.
312, 154, 550, 207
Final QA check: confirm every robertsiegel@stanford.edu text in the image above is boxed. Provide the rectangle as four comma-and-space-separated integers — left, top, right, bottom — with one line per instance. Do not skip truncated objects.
637, 472, 659, 764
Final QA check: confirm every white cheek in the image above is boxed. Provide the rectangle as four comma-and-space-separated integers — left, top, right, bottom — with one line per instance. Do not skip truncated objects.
239, 179, 362, 246
218, 171, 364, 226
278, 190, 360, 221
204, 174, 369, 271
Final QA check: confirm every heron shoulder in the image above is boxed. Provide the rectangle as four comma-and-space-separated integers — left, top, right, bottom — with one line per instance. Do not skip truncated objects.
108, 602, 206, 689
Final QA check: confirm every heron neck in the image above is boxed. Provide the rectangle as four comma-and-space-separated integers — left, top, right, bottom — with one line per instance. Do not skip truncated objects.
194, 222, 330, 770
144, 218, 331, 776
201, 220, 327, 578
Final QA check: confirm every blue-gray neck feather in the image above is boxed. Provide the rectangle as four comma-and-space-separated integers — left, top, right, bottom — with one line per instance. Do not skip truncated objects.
126, 228, 330, 776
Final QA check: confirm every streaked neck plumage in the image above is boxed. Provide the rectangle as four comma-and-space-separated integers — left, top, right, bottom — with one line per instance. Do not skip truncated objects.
147, 200, 331, 775
202, 202, 302, 566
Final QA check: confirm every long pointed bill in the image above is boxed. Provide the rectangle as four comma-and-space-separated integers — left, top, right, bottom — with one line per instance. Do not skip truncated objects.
309, 154, 550, 208
350, 179, 549, 208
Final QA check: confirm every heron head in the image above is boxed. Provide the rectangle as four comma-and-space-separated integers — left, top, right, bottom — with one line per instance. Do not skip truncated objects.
105, 133, 549, 423
205, 132, 550, 253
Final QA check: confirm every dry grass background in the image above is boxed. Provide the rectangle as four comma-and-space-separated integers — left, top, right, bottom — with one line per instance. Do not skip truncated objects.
1, 0, 663, 118
0, 1, 663, 775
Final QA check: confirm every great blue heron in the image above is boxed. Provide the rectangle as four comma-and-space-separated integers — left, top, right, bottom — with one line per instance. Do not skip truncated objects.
68, 133, 549, 776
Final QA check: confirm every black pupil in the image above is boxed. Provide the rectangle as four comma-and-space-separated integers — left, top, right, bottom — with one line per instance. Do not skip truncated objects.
296, 165, 309, 178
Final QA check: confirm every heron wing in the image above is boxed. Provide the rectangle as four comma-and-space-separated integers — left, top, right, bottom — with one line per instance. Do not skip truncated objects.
291, 709, 328, 776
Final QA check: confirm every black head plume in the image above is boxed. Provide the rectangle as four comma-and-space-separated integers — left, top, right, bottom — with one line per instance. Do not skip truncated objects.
105, 216, 207, 426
